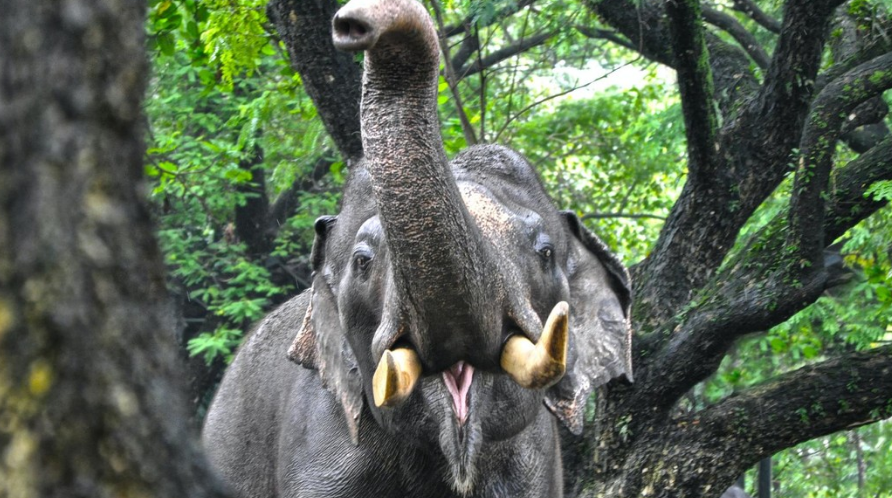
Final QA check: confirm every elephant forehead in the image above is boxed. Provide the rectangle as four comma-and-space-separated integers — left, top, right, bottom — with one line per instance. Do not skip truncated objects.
458, 183, 531, 239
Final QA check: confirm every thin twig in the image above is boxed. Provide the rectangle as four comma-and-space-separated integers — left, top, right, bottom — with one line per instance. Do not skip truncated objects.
494, 59, 639, 141
475, 24, 486, 142
429, 0, 478, 146
581, 212, 667, 221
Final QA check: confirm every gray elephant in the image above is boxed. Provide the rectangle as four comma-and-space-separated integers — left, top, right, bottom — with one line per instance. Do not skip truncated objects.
201, 0, 632, 496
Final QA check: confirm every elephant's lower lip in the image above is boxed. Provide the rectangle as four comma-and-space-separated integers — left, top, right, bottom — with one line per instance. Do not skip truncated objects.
442, 361, 474, 425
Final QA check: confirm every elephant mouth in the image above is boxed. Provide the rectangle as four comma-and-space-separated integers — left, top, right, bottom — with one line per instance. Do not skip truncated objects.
442, 361, 474, 425
372, 302, 569, 409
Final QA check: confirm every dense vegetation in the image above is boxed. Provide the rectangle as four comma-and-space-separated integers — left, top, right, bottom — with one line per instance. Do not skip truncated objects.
141, 0, 892, 496
7, 0, 890, 495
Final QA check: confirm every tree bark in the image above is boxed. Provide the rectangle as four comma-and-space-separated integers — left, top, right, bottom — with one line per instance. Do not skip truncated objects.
267, 0, 364, 162
0, 0, 226, 496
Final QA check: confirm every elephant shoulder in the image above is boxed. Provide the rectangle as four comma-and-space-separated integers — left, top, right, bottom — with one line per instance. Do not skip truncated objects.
242, 290, 311, 352
203, 290, 317, 494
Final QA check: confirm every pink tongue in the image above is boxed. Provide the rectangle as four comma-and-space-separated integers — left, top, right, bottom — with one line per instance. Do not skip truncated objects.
442, 361, 474, 425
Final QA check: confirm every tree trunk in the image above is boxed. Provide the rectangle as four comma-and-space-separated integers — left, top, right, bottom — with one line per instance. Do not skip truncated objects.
0, 0, 227, 496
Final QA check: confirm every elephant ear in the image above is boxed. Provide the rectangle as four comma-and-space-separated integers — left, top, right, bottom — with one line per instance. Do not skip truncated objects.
545, 211, 633, 435
287, 215, 364, 445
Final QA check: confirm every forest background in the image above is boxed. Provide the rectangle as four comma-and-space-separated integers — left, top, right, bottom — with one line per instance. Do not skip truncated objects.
97, 0, 892, 495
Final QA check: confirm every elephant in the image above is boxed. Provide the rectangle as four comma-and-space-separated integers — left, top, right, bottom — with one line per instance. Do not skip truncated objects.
201, 0, 632, 496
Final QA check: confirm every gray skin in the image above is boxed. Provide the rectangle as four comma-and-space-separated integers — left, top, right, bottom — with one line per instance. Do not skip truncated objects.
202, 0, 632, 497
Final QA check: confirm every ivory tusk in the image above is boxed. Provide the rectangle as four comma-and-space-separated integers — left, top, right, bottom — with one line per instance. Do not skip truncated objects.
372, 348, 421, 407
500, 301, 569, 390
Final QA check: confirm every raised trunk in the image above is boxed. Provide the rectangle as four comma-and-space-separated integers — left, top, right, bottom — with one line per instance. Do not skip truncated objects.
334, 0, 499, 371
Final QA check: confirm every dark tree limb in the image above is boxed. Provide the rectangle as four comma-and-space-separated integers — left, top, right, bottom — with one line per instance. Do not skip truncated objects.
755, 0, 845, 135
584, 0, 675, 66
641, 134, 892, 409
730, 0, 781, 33
442, 0, 538, 38
431, 0, 478, 145
692, 344, 892, 459
450, 34, 480, 77
841, 98, 889, 135
456, 31, 558, 79
584, 0, 760, 101
702, 6, 770, 69
843, 122, 890, 154
235, 142, 273, 256
824, 135, 892, 242
574, 25, 639, 53
269, 152, 337, 230
267, 0, 363, 161
665, 0, 719, 184
604, 345, 892, 497
789, 52, 892, 265
628, 0, 844, 333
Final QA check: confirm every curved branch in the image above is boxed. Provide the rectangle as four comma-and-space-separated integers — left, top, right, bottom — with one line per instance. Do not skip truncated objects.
640, 133, 892, 409
581, 212, 667, 221
755, 0, 846, 142
455, 31, 557, 80
441, 0, 538, 38
825, 135, 892, 242
692, 345, 892, 459
789, 52, 892, 265
730, 0, 781, 33
665, 0, 719, 184
574, 25, 638, 52
702, 6, 770, 69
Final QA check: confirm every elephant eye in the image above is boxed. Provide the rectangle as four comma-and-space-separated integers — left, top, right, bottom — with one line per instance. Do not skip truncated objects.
537, 245, 554, 262
352, 249, 373, 272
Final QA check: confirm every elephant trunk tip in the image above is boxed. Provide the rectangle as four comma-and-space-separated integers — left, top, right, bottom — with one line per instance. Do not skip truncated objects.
332, 0, 438, 59
333, 11, 377, 52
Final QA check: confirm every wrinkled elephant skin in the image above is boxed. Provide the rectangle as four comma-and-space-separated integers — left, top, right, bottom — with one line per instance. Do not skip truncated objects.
202, 1, 632, 497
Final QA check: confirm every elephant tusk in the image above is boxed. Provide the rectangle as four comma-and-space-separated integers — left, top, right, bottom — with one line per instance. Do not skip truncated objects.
373, 348, 421, 407
500, 301, 569, 390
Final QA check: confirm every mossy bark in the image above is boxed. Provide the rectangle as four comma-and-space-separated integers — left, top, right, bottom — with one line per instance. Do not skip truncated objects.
0, 0, 227, 496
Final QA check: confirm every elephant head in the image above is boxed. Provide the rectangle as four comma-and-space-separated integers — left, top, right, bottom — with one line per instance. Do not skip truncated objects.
288, 0, 632, 491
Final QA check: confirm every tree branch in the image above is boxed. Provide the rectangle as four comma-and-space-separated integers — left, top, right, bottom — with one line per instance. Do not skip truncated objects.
755, 0, 846, 145
442, 0, 538, 38
825, 135, 892, 242
581, 212, 668, 221
665, 0, 719, 185
455, 31, 557, 80
574, 25, 638, 52
235, 142, 273, 256
268, 151, 337, 230
730, 0, 781, 33
693, 345, 892, 459
627, 0, 853, 330
640, 133, 892, 409
450, 34, 480, 77
430, 0, 478, 146
267, 0, 363, 161
788, 52, 892, 265
702, 6, 770, 69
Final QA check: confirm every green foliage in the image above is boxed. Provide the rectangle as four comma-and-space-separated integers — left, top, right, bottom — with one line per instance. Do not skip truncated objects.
866, 179, 892, 201
510, 83, 685, 263
146, 0, 338, 366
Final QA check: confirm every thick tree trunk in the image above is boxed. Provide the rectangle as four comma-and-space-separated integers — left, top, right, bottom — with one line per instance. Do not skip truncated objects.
0, 0, 226, 496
